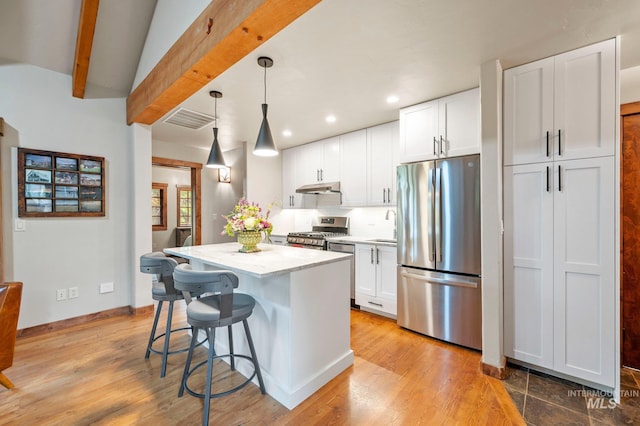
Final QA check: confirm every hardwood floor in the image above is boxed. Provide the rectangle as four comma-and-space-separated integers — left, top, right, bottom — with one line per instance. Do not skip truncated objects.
1, 305, 523, 425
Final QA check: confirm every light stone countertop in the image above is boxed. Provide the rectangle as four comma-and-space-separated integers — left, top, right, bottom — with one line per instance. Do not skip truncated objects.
164, 242, 352, 278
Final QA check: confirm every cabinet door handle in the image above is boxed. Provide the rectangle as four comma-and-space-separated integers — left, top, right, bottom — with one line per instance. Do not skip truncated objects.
387, 188, 391, 203
320, 169, 323, 181
370, 248, 374, 264
558, 129, 562, 156
433, 137, 438, 156
546, 131, 550, 157
558, 165, 562, 191
376, 248, 380, 264
382, 188, 386, 203
440, 135, 445, 155
546, 166, 550, 192
368, 301, 383, 307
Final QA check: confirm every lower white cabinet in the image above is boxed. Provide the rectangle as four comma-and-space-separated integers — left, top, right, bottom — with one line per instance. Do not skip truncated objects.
504, 156, 615, 387
355, 243, 397, 316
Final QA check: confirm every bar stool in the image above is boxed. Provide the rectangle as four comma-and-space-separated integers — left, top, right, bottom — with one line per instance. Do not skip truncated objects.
139, 252, 200, 377
173, 264, 266, 425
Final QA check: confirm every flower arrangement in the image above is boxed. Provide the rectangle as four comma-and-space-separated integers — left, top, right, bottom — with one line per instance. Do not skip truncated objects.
222, 198, 273, 238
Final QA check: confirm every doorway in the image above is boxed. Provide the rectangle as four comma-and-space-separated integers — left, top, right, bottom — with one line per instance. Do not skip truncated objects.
151, 156, 202, 246
621, 101, 640, 369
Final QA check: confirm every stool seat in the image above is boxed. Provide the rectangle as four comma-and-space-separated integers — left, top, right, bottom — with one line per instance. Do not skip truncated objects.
187, 293, 255, 327
173, 264, 266, 425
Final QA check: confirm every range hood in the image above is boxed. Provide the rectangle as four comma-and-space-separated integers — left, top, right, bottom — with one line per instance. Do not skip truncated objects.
296, 181, 341, 194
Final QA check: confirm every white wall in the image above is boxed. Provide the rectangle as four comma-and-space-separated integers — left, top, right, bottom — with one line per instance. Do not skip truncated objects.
479, 60, 504, 370
132, 0, 210, 89
151, 166, 190, 250
0, 64, 133, 328
621, 65, 640, 104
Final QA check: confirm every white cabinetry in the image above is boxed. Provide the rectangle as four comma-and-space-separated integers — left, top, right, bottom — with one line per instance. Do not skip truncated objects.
282, 146, 302, 208
340, 122, 399, 207
399, 88, 480, 163
367, 121, 399, 205
297, 136, 340, 184
503, 39, 616, 388
339, 129, 368, 206
355, 243, 397, 316
503, 39, 615, 166
281, 137, 340, 209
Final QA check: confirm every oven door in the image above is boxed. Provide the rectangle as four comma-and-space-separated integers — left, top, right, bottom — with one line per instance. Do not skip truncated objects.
287, 242, 324, 250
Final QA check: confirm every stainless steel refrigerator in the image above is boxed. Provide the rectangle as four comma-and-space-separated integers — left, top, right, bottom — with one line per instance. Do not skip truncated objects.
397, 154, 482, 350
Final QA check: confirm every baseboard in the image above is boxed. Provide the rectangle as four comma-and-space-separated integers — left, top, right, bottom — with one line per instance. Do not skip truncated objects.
482, 357, 508, 379
16, 305, 153, 338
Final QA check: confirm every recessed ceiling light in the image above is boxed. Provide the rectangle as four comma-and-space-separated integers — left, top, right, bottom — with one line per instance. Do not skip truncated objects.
282, 129, 292, 137
386, 95, 399, 104
326, 114, 336, 123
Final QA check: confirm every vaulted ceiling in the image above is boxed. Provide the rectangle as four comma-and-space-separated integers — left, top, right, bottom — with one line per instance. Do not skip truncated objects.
2, 0, 640, 153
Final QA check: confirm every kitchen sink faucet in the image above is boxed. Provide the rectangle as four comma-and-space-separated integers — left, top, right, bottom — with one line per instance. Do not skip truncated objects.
385, 209, 397, 240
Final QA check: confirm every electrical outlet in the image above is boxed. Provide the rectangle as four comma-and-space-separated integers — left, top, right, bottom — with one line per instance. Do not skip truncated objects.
56, 288, 67, 301
68, 287, 79, 298
99, 282, 114, 294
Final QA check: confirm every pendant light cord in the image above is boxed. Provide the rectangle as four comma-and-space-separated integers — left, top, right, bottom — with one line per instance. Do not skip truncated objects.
214, 96, 218, 127
263, 64, 267, 104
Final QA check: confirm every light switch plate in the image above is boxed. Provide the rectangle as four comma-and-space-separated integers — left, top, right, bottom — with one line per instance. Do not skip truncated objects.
14, 219, 26, 232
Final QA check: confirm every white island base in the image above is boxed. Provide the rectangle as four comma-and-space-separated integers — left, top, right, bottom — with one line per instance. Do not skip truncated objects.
164, 243, 354, 409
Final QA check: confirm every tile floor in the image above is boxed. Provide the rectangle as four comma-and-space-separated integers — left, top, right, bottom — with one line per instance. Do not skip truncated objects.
504, 364, 640, 425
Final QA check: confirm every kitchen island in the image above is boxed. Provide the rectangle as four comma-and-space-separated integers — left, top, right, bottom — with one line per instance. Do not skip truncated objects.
164, 243, 353, 409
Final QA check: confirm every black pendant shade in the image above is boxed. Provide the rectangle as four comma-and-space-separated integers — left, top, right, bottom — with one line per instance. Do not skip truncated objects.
206, 90, 227, 168
206, 127, 226, 168
254, 103, 277, 156
254, 56, 278, 157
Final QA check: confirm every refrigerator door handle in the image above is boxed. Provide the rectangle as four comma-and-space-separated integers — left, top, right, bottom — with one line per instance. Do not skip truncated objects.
435, 166, 442, 263
400, 270, 478, 289
428, 166, 435, 262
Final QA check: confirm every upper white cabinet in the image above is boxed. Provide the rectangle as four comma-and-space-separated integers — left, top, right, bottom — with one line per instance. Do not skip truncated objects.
281, 137, 340, 209
399, 88, 480, 163
282, 146, 302, 209
340, 122, 399, 207
297, 136, 340, 184
339, 129, 368, 206
504, 38, 615, 166
367, 121, 399, 206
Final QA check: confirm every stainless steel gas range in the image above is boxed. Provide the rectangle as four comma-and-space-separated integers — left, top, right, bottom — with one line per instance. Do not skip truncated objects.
286, 216, 349, 250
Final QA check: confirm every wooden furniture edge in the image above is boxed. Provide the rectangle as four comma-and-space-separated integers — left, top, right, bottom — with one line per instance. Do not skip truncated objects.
482, 358, 507, 379
16, 305, 153, 338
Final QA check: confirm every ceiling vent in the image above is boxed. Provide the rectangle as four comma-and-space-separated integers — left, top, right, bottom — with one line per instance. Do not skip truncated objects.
163, 107, 216, 130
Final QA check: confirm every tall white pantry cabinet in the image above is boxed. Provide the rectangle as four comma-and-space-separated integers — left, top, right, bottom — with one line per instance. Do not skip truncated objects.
503, 38, 617, 387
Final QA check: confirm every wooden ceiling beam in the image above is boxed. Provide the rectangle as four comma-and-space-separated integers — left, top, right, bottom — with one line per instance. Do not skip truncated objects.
126, 0, 321, 125
72, 0, 100, 98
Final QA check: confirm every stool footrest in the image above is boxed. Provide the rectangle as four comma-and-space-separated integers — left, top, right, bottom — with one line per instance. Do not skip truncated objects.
182, 353, 260, 400
147, 326, 206, 357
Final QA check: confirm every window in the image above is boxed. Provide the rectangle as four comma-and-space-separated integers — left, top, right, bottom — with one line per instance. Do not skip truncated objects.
152, 183, 168, 231
177, 186, 192, 227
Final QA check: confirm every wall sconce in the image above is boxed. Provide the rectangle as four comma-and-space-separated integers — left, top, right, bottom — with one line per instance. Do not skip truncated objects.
218, 167, 231, 183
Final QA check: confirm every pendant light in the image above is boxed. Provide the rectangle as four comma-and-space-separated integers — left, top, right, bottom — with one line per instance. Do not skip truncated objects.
253, 56, 278, 156
206, 90, 227, 168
